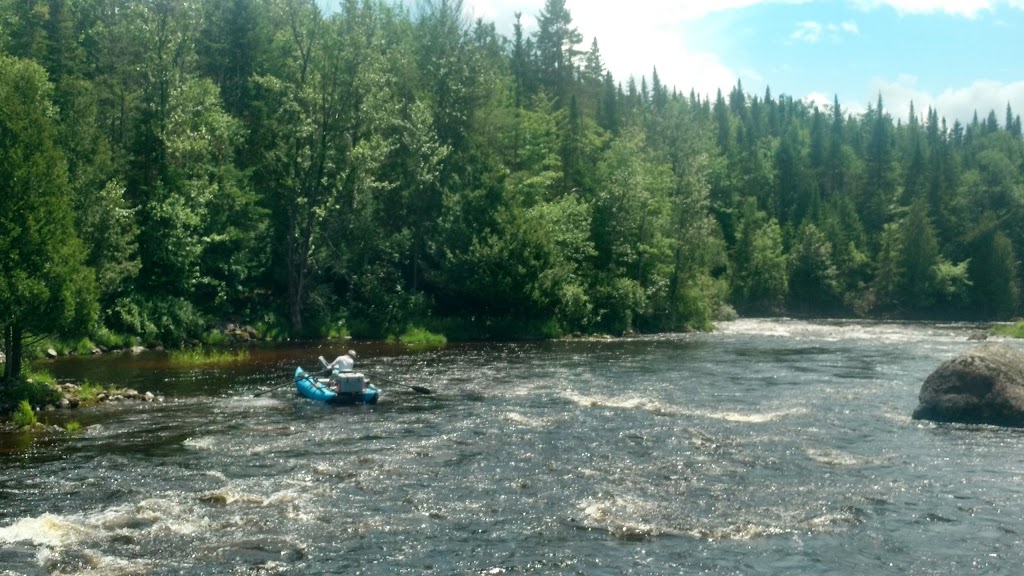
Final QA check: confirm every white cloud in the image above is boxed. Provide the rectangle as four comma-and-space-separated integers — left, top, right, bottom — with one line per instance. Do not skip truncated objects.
634, 0, 813, 21
868, 75, 1024, 125
567, 3, 738, 97
790, 20, 860, 43
849, 0, 1024, 18
460, 1, 852, 100
445, 0, 1024, 126
804, 91, 834, 109
791, 21, 825, 42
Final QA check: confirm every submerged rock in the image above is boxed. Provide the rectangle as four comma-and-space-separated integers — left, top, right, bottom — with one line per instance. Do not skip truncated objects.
913, 343, 1024, 427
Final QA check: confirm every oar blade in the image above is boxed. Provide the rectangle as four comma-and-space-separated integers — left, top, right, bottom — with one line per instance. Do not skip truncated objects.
410, 385, 432, 394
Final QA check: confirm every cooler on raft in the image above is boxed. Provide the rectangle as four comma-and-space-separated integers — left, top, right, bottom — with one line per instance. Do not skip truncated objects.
331, 371, 366, 393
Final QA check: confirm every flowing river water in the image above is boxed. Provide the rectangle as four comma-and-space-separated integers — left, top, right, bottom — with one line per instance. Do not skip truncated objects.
2, 319, 1023, 575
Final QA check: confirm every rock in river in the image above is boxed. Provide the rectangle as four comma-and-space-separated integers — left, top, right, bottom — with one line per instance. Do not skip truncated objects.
913, 343, 1024, 427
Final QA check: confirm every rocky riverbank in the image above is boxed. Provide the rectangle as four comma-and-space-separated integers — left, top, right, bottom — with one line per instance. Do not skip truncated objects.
39, 323, 266, 359
1, 380, 165, 431
50, 382, 163, 409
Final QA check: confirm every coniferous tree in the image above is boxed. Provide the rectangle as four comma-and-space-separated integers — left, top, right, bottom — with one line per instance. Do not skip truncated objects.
532, 0, 581, 104
731, 199, 788, 313
862, 95, 897, 237
896, 199, 942, 310
788, 222, 840, 313
2, 0, 1024, 346
967, 214, 1019, 318
1, 55, 98, 382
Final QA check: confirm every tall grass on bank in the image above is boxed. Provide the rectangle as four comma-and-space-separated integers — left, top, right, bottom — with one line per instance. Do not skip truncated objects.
78, 380, 106, 402
0, 368, 61, 415
396, 327, 447, 349
11, 400, 36, 428
993, 322, 1024, 338
168, 347, 251, 367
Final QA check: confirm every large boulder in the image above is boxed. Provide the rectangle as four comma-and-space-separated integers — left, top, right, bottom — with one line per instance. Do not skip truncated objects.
913, 343, 1024, 427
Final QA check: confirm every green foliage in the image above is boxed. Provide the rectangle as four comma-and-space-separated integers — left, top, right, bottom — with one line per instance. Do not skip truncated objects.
168, 347, 251, 367
993, 322, 1024, 339
788, 223, 841, 312
91, 327, 135, 351
398, 327, 447, 349
254, 314, 289, 343
932, 260, 972, 308
672, 275, 728, 332
78, 381, 105, 403
896, 200, 942, 310
967, 215, 1019, 319
64, 421, 82, 433
324, 323, 351, 341
2, 0, 1024, 347
105, 295, 206, 345
201, 330, 229, 347
11, 400, 36, 428
731, 201, 788, 313
71, 338, 96, 356
0, 54, 98, 382
0, 370, 59, 416
78, 179, 140, 307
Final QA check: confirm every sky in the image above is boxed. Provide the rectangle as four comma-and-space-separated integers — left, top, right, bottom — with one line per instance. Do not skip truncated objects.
455, 0, 1024, 125
359, 0, 1024, 127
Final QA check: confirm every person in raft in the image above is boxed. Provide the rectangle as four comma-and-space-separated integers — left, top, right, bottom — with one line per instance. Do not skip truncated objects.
327, 350, 357, 372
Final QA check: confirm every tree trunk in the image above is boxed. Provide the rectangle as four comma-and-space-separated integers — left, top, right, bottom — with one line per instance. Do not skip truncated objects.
3, 325, 11, 383
287, 250, 306, 337
287, 216, 307, 337
3, 323, 23, 384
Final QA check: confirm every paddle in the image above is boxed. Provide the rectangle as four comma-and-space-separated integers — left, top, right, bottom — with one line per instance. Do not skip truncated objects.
253, 381, 292, 397
253, 368, 329, 397
364, 362, 432, 393
389, 382, 433, 395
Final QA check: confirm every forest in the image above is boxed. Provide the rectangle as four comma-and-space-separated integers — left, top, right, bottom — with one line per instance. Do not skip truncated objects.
2, 0, 1024, 381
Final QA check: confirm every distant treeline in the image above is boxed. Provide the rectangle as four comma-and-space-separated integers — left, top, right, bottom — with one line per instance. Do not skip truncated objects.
2, 0, 1023, 354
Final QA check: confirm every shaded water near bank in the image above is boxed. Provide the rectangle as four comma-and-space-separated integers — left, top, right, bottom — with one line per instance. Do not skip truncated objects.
2, 319, 1023, 574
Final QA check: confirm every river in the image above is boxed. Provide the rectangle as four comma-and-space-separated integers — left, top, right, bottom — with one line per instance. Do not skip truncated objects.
1, 319, 1022, 575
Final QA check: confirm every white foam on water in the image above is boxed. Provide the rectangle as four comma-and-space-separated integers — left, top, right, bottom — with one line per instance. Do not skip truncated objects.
805, 448, 866, 467
561, 391, 680, 415
696, 407, 807, 423
798, 508, 865, 533
133, 498, 209, 535
879, 408, 915, 425
182, 436, 217, 450
683, 521, 787, 540
37, 547, 151, 576
578, 496, 790, 542
503, 411, 551, 428
204, 470, 229, 482
231, 396, 285, 409
716, 318, 980, 345
0, 513, 96, 547
199, 489, 268, 506
578, 499, 661, 540
578, 490, 863, 542
264, 489, 303, 507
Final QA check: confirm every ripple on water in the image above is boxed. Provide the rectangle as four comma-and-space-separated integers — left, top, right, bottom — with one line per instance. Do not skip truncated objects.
560, 390, 681, 415
8, 320, 1024, 574
695, 407, 808, 423
0, 514, 97, 548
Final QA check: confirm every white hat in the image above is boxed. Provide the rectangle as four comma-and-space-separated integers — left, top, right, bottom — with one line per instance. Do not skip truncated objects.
348, 350, 357, 358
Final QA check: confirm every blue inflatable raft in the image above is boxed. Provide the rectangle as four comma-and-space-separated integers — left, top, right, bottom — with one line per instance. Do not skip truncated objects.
294, 367, 380, 405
